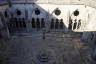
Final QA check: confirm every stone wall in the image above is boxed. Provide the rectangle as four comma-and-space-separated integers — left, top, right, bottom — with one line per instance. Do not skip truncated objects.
0, 3, 96, 38
2, 4, 90, 32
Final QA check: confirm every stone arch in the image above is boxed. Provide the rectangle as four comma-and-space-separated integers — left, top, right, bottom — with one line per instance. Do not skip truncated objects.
22, 18, 26, 28
4, 10, 8, 18
55, 19, 59, 29
73, 10, 79, 16
32, 18, 36, 28
16, 9, 22, 16
35, 8, 40, 15
36, 18, 40, 29
54, 8, 61, 16
18, 18, 22, 28
14, 18, 19, 29
50, 19, 54, 29
73, 19, 77, 30
60, 19, 64, 29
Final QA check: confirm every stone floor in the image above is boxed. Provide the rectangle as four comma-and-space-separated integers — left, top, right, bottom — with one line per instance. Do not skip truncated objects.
0, 32, 93, 64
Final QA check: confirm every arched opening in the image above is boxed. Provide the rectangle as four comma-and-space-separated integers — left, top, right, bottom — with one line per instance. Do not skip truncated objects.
18, 18, 22, 28
41, 18, 45, 28
55, 8, 61, 16
16, 9, 21, 16
15, 18, 19, 29
4, 11, 8, 18
12, 18, 17, 30
60, 19, 64, 29
36, 18, 40, 30
35, 8, 40, 15
14, 18, 19, 30
32, 18, 36, 28
73, 19, 77, 30
7, 17, 27, 33
0, 31, 2, 39
55, 19, 59, 29
22, 18, 26, 28
73, 10, 79, 16
50, 19, 54, 29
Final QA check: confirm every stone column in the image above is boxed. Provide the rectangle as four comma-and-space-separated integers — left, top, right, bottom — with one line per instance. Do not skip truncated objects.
72, 20, 74, 30
25, 8, 30, 32
26, 20, 30, 32
46, 19, 50, 32
76, 21, 78, 30
0, 13, 10, 39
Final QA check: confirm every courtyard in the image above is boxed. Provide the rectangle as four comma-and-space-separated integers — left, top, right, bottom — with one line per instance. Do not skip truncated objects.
0, 32, 92, 64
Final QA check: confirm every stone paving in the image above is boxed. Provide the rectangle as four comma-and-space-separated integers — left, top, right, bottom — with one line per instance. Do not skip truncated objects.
0, 32, 93, 64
